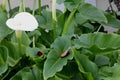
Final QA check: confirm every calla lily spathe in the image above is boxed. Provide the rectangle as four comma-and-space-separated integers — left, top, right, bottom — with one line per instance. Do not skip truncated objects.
6, 12, 38, 31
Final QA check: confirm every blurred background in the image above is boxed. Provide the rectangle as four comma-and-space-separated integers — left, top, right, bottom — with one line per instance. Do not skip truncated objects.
0, 0, 110, 10
0, 0, 118, 32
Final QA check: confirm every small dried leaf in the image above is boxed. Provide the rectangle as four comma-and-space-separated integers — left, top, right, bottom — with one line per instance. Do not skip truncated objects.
61, 47, 71, 58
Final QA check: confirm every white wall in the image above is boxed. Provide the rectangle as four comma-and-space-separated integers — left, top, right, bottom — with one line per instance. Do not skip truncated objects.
85, 0, 96, 6
96, 0, 108, 10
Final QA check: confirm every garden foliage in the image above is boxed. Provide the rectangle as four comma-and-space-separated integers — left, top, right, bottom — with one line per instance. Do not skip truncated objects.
0, 0, 120, 80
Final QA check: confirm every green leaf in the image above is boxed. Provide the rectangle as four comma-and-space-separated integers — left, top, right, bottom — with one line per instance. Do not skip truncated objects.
36, 43, 46, 52
35, 15, 46, 28
64, 0, 83, 11
57, 60, 80, 79
111, 64, 120, 79
11, 32, 31, 46
20, 31, 31, 46
26, 47, 40, 58
62, 9, 76, 35
51, 35, 71, 52
98, 63, 120, 80
39, 29, 54, 47
74, 32, 120, 54
57, 13, 65, 35
0, 7, 12, 42
0, 46, 8, 75
1, 41, 18, 60
75, 12, 88, 25
43, 35, 73, 80
1, 40, 27, 66
1, 41, 24, 67
74, 50, 98, 80
11, 66, 43, 80
27, 30, 41, 38
95, 55, 110, 67
102, 12, 120, 29
7, 57, 19, 67
48, 76, 62, 80
35, 9, 53, 30
75, 23, 95, 34
77, 3, 107, 23
0, 64, 8, 76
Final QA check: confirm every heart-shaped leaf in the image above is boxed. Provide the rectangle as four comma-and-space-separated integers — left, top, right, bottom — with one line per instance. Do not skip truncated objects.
74, 50, 98, 80
98, 63, 120, 80
64, 0, 83, 11
1, 41, 25, 66
77, 3, 107, 23
0, 7, 12, 42
43, 35, 73, 80
74, 32, 120, 54
10, 66, 43, 80
102, 12, 120, 29
0, 46, 8, 75
35, 9, 53, 30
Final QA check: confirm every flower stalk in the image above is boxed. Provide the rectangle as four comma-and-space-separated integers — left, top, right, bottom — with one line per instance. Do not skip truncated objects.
33, 36, 35, 48
52, 0, 57, 39
52, 0, 57, 21
2, 0, 6, 10
32, 0, 36, 15
17, 0, 25, 55
19, 0, 25, 12
15, 31, 22, 55
38, 0, 41, 14
7, 0, 11, 11
62, 9, 76, 35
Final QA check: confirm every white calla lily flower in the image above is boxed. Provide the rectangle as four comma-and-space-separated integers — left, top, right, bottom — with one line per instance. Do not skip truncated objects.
6, 12, 38, 31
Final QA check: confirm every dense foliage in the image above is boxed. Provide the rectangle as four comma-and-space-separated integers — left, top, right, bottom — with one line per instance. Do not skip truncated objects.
0, 0, 120, 80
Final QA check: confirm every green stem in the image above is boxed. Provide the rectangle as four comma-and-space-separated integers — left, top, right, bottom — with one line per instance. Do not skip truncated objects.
52, 0, 57, 39
62, 9, 76, 35
22, 0, 25, 11
18, 37, 22, 55
32, 0, 36, 15
19, 0, 25, 12
2, 0, 6, 10
38, 0, 41, 14
52, 0, 57, 21
7, 0, 11, 11
15, 31, 22, 56
53, 20, 57, 39
57, 73, 71, 79
61, 1, 82, 35
96, 25, 102, 32
33, 36, 35, 48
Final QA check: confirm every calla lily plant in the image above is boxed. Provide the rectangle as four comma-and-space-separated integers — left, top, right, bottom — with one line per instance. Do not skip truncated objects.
1, 0, 120, 80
